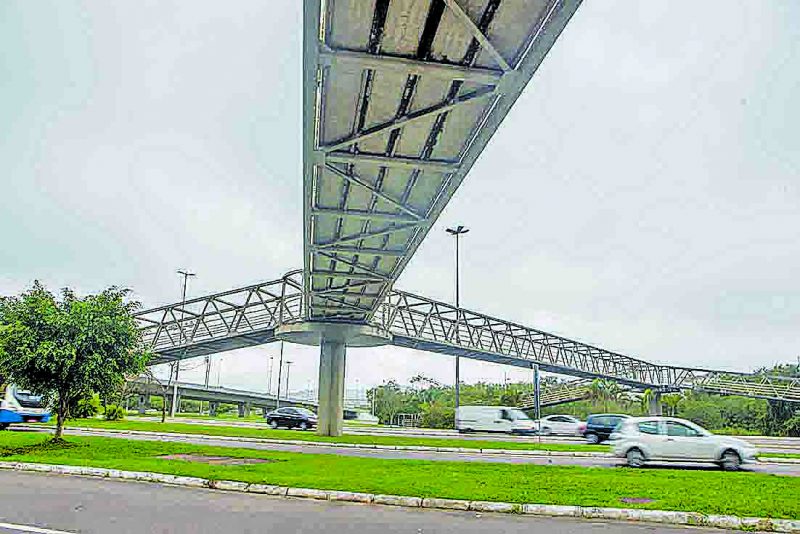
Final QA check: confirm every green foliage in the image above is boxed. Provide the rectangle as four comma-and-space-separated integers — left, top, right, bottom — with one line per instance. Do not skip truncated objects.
785, 413, 800, 437
420, 400, 453, 429
73, 394, 102, 419
0, 282, 151, 437
367, 377, 535, 428
103, 404, 126, 421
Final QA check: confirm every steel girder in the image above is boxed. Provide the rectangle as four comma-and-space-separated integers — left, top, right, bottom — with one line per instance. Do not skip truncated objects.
302, 0, 583, 322
134, 271, 800, 403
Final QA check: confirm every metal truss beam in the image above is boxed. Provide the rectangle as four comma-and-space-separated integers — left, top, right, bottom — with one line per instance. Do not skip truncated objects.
311, 245, 406, 257
318, 46, 503, 85
314, 223, 420, 249
324, 164, 425, 220
136, 271, 800, 404
322, 86, 497, 153
442, 0, 512, 71
310, 207, 418, 224
324, 151, 459, 173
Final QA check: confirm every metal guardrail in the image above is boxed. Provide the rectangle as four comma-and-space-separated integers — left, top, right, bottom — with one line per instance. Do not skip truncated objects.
134, 271, 800, 403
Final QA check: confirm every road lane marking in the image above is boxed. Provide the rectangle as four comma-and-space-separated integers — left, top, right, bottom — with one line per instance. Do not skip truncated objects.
0, 522, 75, 534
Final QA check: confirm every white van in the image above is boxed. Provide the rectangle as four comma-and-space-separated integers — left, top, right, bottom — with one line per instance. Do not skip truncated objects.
456, 405, 537, 435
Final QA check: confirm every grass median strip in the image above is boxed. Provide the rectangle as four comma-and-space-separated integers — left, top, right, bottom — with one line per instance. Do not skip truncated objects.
53, 418, 605, 453
1, 432, 798, 519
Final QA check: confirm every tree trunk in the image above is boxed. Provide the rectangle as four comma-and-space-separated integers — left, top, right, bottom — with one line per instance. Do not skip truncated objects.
54, 395, 66, 440
161, 393, 167, 423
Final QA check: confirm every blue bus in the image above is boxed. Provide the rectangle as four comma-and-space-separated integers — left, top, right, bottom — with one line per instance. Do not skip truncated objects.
0, 384, 51, 429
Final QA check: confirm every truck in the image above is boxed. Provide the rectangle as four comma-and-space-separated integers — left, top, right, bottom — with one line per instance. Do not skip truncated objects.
455, 405, 538, 435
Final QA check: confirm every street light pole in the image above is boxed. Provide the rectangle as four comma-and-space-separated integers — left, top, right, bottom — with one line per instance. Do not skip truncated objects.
285, 361, 293, 403
275, 341, 285, 409
172, 269, 196, 417
446, 225, 469, 412
268, 356, 274, 395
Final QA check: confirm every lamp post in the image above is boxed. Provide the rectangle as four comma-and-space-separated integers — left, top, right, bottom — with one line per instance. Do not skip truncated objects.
268, 356, 274, 395
275, 342, 285, 409
285, 361, 293, 403
445, 225, 469, 412
172, 269, 196, 417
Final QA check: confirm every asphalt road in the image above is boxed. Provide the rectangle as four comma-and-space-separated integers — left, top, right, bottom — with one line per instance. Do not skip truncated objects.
0, 470, 722, 534
19, 427, 800, 476
135, 416, 800, 454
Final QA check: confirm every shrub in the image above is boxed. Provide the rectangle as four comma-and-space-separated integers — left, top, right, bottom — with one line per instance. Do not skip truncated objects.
104, 404, 126, 421
784, 414, 800, 437
73, 394, 101, 419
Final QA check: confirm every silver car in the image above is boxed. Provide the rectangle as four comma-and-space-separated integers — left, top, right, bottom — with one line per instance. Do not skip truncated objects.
611, 416, 758, 471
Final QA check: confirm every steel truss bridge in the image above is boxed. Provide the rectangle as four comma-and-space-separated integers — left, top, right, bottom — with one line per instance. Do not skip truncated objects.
135, 270, 800, 403
134, 1, 797, 435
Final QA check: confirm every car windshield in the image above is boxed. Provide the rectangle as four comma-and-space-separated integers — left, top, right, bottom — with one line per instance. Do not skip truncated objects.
508, 409, 530, 421
295, 408, 316, 417
14, 390, 44, 407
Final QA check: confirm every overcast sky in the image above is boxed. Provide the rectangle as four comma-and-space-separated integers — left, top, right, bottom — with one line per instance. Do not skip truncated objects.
1, 1, 798, 395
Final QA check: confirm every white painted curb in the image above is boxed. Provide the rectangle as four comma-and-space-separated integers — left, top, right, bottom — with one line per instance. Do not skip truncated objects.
0, 461, 797, 532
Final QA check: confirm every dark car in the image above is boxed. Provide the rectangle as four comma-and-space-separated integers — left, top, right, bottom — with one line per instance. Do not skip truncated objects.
581, 413, 630, 444
265, 407, 318, 430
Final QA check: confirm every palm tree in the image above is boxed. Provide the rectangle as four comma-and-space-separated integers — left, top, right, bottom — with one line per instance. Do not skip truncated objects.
662, 393, 683, 416
640, 388, 655, 414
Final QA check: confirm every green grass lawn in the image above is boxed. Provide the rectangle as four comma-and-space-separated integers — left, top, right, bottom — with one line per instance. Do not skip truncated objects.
761, 452, 800, 460
1, 432, 797, 519
54, 418, 605, 453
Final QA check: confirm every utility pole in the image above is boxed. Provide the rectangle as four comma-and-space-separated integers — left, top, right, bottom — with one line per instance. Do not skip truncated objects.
285, 361, 293, 403
172, 269, 196, 417
275, 341, 285, 409
533, 364, 541, 444
268, 356, 274, 395
446, 225, 469, 412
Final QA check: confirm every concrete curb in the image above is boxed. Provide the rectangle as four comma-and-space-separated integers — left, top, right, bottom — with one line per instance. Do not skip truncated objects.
0, 461, 797, 532
22, 425, 800, 464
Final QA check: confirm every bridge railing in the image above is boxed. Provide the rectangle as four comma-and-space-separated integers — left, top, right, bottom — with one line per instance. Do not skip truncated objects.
135, 271, 305, 359
134, 271, 800, 403
375, 289, 688, 388
691, 373, 800, 403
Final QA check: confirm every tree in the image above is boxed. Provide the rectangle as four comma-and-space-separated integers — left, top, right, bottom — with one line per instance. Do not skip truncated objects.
640, 388, 655, 413
0, 282, 150, 439
662, 393, 683, 416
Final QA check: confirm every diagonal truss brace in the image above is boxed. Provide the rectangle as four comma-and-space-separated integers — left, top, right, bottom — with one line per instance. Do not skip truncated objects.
442, 0, 512, 71
318, 46, 504, 85
324, 163, 425, 220
322, 86, 497, 153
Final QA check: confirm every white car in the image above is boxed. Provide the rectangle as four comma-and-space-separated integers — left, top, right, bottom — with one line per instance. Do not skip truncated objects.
611, 416, 758, 471
535, 414, 583, 436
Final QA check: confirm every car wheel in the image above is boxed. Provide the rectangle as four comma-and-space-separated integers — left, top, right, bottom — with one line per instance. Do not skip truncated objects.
541, 426, 552, 436
268, 419, 278, 429
721, 450, 742, 472
626, 448, 645, 468
0, 423, 8, 431
585, 433, 599, 444
299, 421, 309, 431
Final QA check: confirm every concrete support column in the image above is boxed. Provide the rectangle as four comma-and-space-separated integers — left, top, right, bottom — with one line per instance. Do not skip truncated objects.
209, 401, 218, 417
237, 403, 246, 418
648, 392, 663, 416
137, 395, 148, 415
317, 338, 346, 437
